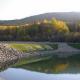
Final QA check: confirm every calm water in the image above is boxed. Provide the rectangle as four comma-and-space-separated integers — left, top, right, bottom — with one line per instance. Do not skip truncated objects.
0, 54, 80, 80
0, 68, 80, 80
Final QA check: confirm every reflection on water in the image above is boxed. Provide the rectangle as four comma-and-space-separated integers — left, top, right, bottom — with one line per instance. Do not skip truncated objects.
0, 68, 80, 80
0, 54, 80, 80
16, 54, 80, 73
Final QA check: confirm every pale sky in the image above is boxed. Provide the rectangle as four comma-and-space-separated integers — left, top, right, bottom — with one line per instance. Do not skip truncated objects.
0, 0, 80, 20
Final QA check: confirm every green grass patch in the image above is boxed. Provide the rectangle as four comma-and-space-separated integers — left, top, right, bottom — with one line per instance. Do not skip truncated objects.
9, 43, 58, 52
68, 43, 80, 49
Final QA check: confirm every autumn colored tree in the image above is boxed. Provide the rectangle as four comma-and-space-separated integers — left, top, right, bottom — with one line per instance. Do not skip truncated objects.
51, 18, 70, 34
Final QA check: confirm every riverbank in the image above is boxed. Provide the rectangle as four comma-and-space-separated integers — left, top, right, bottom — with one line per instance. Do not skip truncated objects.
0, 43, 58, 70
0, 42, 80, 71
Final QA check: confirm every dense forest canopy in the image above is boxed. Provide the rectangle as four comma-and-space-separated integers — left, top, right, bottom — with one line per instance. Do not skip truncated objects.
0, 18, 80, 42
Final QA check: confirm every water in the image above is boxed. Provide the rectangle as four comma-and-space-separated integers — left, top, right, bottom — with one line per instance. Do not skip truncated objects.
0, 68, 80, 80
0, 54, 80, 80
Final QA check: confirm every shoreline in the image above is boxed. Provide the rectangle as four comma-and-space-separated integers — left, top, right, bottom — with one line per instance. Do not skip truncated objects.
0, 43, 80, 71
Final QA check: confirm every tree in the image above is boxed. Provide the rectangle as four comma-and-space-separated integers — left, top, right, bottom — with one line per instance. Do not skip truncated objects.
51, 18, 70, 34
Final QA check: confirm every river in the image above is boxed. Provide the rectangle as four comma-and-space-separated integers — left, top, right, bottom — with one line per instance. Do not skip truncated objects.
0, 54, 80, 80
0, 68, 80, 80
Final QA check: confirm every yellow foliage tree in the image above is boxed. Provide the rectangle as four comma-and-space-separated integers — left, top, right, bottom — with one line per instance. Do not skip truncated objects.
51, 18, 69, 33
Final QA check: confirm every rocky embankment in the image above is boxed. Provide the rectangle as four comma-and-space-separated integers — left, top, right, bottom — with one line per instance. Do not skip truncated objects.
0, 44, 19, 69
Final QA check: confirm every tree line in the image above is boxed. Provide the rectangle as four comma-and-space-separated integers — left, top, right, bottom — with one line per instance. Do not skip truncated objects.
0, 18, 80, 42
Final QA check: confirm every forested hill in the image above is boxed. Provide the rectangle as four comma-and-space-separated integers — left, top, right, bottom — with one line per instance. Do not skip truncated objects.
0, 12, 80, 25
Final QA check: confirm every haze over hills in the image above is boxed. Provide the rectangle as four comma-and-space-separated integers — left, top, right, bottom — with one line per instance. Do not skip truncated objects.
0, 12, 80, 25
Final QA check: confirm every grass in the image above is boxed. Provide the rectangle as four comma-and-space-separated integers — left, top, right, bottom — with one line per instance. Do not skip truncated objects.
9, 43, 58, 52
68, 43, 80, 49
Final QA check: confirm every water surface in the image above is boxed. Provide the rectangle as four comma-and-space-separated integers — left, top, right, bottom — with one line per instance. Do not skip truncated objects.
0, 68, 80, 80
0, 54, 80, 80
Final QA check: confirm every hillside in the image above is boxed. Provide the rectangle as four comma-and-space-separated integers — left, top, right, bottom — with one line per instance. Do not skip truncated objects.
0, 12, 80, 25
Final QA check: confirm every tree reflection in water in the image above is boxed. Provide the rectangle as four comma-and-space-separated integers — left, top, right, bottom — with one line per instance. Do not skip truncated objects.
15, 54, 80, 74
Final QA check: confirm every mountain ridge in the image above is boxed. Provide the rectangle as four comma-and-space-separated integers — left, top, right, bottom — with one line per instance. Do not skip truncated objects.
0, 12, 80, 25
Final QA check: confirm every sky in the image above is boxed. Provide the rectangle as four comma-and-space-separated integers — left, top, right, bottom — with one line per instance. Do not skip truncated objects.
0, 0, 80, 20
